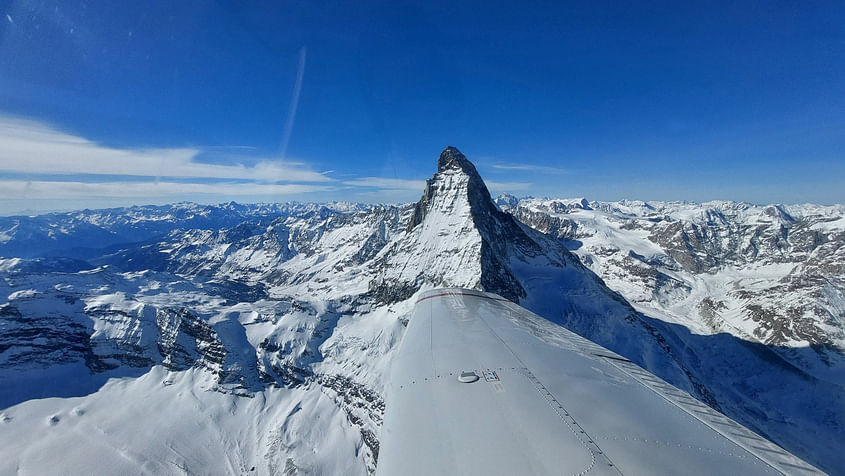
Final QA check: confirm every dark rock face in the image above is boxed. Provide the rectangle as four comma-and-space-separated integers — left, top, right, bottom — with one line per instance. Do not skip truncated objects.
507, 206, 579, 241
367, 279, 419, 305
156, 308, 225, 372
0, 303, 105, 370
317, 373, 385, 469
405, 178, 435, 233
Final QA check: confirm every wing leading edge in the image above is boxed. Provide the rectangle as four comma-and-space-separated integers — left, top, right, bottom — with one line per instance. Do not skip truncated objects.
377, 288, 824, 475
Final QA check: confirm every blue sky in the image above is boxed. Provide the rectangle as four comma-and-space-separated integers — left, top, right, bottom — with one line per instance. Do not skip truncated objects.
0, 0, 843, 214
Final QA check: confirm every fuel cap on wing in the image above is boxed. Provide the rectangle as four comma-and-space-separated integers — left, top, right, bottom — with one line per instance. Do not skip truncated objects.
458, 370, 479, 383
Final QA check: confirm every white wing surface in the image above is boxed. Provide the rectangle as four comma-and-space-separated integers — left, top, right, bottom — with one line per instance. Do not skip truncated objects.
377, 288, 824, 476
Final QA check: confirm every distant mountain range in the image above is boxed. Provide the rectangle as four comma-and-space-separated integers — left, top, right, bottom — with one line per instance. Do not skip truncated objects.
1, 147, 842, 474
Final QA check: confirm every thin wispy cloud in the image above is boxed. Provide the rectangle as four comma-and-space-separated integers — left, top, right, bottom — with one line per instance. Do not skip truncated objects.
485, 181, 533, 192
0, 115, 331, 183
0, 115, 535, 210
343, 177, 426, 190
203, 145, 259, 151
0, 180, 334, 200
490, 163, 569, 174
280, 47, 307, 160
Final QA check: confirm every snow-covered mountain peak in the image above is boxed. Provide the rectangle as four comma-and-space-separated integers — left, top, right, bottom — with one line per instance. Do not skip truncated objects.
376, 147, 583, 303
381, 147, 503, 299
406, 146, 494, 232
437, 145, 480, 174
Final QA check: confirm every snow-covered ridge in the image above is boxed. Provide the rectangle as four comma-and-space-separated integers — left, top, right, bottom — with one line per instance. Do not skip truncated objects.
0, 201, 375, 259
498, 194, 845, 379
1, 149, 843, 474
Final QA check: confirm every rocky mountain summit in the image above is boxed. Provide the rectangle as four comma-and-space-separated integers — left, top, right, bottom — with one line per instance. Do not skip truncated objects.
372, 146, 585, 303
1, 148, 843, 474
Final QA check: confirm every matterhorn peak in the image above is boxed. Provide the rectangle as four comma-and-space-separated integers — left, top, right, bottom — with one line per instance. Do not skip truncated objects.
406, 146, 494, 232
437, 146, 481, 175
372, 146, 584, 303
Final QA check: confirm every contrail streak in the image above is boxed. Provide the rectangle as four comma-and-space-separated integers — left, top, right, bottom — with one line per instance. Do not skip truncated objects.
280, 47, 306, 160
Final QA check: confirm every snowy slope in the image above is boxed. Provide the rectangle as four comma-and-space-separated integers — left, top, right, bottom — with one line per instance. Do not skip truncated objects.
1, 148, 843, 474
1, 368, 366, 476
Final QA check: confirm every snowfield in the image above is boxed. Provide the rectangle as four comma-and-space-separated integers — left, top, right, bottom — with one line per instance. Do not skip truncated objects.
2, 368, 367, 476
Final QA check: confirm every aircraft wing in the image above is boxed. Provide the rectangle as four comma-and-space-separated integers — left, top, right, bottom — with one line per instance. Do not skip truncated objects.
376, 288, 824, 475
